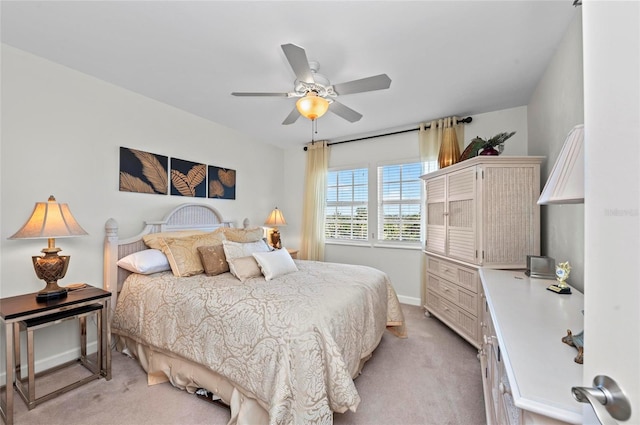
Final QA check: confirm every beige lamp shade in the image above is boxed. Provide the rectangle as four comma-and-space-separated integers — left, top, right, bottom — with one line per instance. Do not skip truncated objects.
264, 207, 286, 249
296, 92, 329, 121
9, 195, 88, 301
264, 207, 287, 227
10, 195, 89, 240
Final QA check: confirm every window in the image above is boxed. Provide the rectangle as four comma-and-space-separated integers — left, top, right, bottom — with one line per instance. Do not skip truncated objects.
325, 168, 368, 241
377, 162, 422, 243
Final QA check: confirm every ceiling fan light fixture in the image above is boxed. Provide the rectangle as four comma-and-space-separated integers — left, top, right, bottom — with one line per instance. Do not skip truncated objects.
296, 92, 329, 120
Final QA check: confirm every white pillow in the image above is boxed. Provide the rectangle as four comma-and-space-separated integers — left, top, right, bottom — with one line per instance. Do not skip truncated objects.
252, 248, 298, 281
222, 239, 270, 260
116, 249, 171, 274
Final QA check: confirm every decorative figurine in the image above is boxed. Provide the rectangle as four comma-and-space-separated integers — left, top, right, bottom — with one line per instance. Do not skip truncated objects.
547, 261, 572, 294
562, 329, 584, 364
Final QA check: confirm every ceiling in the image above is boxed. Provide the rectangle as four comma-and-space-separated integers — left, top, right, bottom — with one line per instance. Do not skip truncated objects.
1, 1, 578, 150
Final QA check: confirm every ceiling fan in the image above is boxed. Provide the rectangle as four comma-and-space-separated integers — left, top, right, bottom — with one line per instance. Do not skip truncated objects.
231, 43, 391, 125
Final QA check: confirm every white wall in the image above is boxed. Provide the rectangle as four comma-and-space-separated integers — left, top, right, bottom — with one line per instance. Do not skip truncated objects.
283, 106, 529, 305
527, 11, 585, 292
0, 45, 284, 369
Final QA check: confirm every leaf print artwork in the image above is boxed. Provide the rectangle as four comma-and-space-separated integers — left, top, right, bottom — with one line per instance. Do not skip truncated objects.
171, 158, 206, 198
132, 149, 168, 194
209, 180, 224, 197
119, 147, 168, 195
208, 165, 236, 200
218, 169, 236, 187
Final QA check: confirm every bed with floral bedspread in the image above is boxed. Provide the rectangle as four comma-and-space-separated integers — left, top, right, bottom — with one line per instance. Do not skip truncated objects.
112, 258, 406, 425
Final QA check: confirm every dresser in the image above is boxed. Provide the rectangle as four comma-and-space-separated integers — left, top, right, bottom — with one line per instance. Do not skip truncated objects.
479, 268, 583, 425
421, 156, 542, 347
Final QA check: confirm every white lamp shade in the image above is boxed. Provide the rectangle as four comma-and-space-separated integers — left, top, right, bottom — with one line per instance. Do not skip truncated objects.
538, 124, 584, 205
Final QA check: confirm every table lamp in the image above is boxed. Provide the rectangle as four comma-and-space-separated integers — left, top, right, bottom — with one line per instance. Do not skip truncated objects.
9, 195, 88, 301
264, 207, 287, 249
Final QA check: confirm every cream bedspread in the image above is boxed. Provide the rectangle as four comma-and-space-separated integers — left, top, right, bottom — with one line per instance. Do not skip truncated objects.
112, 260, 406, 425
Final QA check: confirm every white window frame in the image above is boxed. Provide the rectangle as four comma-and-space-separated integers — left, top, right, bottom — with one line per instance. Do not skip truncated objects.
324, 158, 424, 250
325, 166, 369, 243
375, 160, 423, 248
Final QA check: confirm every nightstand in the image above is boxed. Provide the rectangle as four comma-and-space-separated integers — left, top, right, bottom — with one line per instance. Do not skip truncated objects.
286, 248, 298, 259
0, 285, 111, 425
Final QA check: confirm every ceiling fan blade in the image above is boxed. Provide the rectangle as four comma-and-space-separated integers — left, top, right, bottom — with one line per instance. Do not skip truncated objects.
281, 43, 314, 84
231, 92, 289, 97
332, 74, 392, 96
282, 106, 300, 125
330, 101, 363, 123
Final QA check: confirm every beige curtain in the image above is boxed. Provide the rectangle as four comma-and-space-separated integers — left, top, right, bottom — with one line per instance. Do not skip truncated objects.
418, 117, 465, 173
300, 141, 330, 261
418, 118, 464, 299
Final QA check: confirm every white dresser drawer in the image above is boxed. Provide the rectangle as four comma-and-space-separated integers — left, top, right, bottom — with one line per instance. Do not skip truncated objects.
425, 254, 479, 293
426, 273, 478, 317
426, 289, 479, 346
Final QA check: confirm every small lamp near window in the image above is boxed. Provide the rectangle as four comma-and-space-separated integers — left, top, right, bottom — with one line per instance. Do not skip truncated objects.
9, 195, 88, 301
264, 207, 287, 249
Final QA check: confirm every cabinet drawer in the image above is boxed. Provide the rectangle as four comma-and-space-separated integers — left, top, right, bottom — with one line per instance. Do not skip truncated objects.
426, 290, 480, 345
426, 273, 478, 317
425, 254, 478, 293
438, 260, 478, 293
426, 290, 458, 324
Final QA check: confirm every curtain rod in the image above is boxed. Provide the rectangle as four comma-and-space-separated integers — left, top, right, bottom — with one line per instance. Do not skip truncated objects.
303, 116, 472, 151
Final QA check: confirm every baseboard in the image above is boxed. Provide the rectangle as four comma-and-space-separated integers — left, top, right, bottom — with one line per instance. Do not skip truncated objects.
0, 341, 99, 381
397, 295, 421, 306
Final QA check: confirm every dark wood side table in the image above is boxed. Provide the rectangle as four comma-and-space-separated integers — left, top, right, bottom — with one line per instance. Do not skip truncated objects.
0, 285, 111, 425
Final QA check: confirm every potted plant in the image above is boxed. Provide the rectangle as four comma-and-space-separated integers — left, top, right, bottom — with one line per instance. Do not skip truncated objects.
459, 131, 516, 160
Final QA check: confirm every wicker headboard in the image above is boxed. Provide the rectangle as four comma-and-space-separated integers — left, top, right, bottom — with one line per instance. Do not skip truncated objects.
103, 203, 235, 310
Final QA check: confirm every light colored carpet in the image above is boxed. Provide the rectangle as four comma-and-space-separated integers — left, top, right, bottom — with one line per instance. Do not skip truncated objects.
12, 304, 486, 425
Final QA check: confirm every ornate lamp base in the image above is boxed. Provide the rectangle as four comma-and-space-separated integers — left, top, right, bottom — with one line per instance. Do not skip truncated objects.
270, 229, 282, 249
36, 284, 68, 301
32, 251, 70, 302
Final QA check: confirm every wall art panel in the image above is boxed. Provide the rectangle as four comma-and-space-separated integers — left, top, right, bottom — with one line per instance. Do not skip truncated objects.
119, 147, 168, 195
170, 157, 206, 198
208, 165, 236, 200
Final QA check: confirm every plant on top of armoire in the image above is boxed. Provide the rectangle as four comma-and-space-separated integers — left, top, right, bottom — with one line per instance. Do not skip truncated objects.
459, 131, 516, 160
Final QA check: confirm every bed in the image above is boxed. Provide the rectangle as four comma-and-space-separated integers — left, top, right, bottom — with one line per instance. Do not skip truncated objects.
103, 203, 406, 425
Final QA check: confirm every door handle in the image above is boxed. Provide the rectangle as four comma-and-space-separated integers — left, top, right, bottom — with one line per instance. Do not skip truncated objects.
572, 375, 631, 424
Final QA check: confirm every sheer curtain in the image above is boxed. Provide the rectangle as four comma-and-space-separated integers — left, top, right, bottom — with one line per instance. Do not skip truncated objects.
419, 121, 442, 174
300, 141, 330, 261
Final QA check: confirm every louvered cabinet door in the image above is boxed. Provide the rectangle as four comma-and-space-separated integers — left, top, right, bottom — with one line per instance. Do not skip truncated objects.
424, 175, 446, 254
446, 166, 477, 264
480, 163, 540, 268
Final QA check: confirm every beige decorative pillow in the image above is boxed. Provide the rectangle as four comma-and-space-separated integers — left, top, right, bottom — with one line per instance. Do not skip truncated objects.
158, 231, 226, 277
222, 239, 271, 261
197, 244, 229, 276
227, 256, 263, 282
222, 227, 265, 243
142, 230, 208, 250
